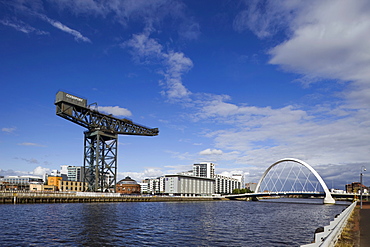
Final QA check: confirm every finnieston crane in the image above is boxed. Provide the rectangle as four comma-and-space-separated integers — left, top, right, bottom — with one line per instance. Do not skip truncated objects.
55, 91, 159, 192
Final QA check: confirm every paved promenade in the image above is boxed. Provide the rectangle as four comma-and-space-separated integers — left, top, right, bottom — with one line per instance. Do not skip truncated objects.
360, 201, 370, 247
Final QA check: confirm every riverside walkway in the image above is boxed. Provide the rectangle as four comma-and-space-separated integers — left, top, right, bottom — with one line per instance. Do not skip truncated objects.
360, 201, 370, 247
0, 192, 222, 204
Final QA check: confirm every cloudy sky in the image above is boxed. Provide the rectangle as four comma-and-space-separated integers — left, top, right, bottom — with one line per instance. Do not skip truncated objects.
0, 0, 369, 189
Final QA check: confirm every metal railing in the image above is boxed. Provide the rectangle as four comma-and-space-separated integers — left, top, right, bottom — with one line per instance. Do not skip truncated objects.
301, 201, 357, 247
0, 191, 120, 197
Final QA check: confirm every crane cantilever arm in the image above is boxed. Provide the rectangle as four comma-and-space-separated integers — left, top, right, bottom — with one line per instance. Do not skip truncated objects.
55, 101, 159, 136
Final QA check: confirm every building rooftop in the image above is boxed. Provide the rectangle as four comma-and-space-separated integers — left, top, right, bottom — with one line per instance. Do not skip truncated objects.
117, 176, 138, 185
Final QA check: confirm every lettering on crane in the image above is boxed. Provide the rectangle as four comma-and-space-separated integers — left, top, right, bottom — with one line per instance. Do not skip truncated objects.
66, 94, 83, 102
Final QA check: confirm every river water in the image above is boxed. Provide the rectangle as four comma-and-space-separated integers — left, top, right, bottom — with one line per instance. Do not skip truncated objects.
0, 198, 349, 246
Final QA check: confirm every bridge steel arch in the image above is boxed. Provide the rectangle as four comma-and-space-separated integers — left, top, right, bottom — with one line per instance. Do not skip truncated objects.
255, 158, 335, 204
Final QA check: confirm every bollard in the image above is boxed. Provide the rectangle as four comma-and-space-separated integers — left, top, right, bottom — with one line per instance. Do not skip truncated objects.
13, 193, 17, 204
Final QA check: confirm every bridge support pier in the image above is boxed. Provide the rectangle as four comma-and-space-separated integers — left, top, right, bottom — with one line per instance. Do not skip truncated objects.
324, 194, 335, 204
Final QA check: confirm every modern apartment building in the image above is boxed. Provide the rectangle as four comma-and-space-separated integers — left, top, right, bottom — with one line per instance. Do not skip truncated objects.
192, 162, 242, 194
142, 177, 161, 194
214, 174, 241, 194
139, 182, 149, 194
232, 174, 245, 188
60, 165, 84, 181
193, 162, 215, 178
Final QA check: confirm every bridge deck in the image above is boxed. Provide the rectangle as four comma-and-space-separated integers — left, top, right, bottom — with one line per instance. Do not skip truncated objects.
226, 191, 357, 199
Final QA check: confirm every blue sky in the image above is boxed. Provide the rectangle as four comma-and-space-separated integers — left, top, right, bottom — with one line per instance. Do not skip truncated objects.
1, 0, 369, 189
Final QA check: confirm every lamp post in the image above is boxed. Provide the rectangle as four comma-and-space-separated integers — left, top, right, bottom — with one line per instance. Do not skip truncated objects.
360, 166, 366, 209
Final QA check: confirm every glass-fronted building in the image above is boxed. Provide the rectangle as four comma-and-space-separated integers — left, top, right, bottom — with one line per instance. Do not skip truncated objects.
1, 176, 43, 185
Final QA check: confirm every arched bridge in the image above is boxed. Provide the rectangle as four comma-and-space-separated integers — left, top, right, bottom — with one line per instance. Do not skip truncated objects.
227, 158, 336, 204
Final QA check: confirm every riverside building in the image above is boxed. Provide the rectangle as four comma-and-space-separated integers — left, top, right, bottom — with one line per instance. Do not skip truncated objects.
138, 182, 149, 194
214, 174, 241, 194
47, 176, 87, 192
61, 165, 84, 182
59, 180, 88, 192
164, 174, 215, 196
116, 176, 141, 194
0, 176, 43, 190
192, 162, 242, 194
193, 162, 215, 178
142, 162, 243, 196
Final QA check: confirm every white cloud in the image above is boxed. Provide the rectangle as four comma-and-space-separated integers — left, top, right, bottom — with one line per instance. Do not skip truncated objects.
124, 31, 192, 101
244, 0, 370, 111
47, 0, 107, 17
200, 101, 370, 168
122, 31, 163, 63
19, 158, 39, 164
234, 1, 370, 93
2, 127, 16, 133
38, 14, 91, 43
233, 0, 302, 38
161, 51, 193, 99
218, 170, 244, 178
268, 1, 370, 85
32, 166, 51, 176
17, 142, 45, 147
166, 150, 194, 161
0, 169, 29, 177
120, 0, 370, 176
1, 1, 90, 42
199, 148, 223, 155
143, 168, 164, 178
49, 0, 200, 40
118, 168, 164, 182
0, 19, 48, 35
217, 0, 370, 170
98, 106, 132, 117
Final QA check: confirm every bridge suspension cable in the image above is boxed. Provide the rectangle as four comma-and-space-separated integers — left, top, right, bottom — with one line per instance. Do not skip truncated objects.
256, 158, 335, 204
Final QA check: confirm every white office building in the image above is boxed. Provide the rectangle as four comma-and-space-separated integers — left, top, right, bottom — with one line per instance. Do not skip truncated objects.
164, 174, 215, 196
67, 166, 83, 181
54, 165, 84, 181
1, 176, 43, 185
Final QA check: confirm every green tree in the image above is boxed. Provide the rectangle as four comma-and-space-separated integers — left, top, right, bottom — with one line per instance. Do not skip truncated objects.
232, 188, 240, 194
232, 188, 254, 194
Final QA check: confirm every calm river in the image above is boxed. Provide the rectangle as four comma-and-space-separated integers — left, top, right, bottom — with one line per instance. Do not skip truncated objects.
0, 198, 349, 246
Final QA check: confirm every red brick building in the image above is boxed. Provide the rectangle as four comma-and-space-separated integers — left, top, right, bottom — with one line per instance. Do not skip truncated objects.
116, 176, 141, 194
346, 182, 368, 193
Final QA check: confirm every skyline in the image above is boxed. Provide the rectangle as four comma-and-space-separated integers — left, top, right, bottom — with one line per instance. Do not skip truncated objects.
1, 0, 369, 189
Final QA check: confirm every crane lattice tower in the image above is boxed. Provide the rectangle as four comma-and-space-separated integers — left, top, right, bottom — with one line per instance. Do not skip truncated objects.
55, 91, 159, 192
